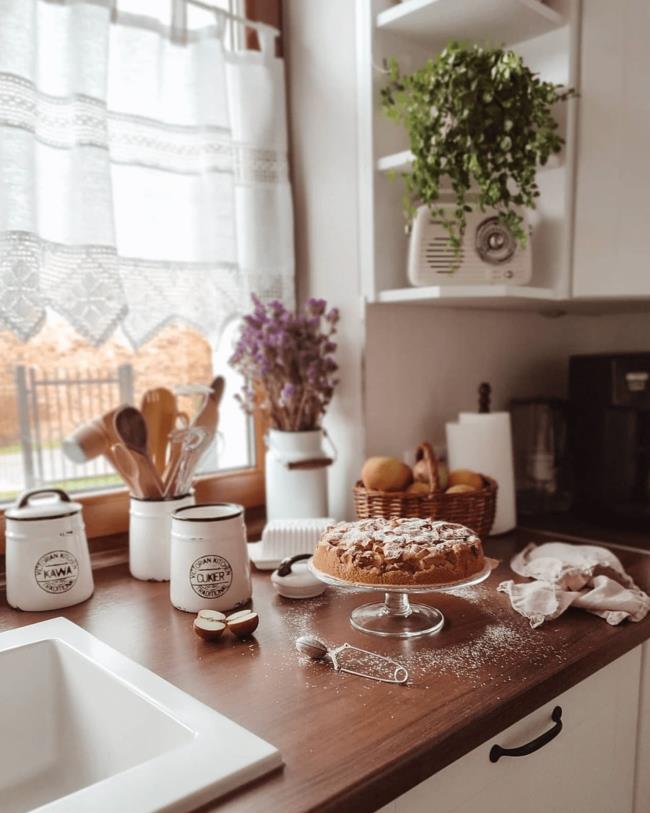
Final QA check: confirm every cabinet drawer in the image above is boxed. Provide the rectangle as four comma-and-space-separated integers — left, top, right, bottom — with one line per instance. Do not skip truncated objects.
381, 647, 642, 813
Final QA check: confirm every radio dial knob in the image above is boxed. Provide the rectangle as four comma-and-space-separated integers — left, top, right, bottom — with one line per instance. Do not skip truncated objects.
475, 217, 516, 265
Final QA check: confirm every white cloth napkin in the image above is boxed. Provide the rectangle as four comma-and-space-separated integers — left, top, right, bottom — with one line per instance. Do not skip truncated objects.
498, 542, 650, 628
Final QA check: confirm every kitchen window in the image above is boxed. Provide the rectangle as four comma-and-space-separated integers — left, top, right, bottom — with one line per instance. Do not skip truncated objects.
0, 0, 292, 545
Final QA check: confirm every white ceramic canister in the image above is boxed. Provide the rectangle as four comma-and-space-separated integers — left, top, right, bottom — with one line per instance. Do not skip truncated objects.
170, 503, 252, 613
5, 489, 94, 612
129, 493, 195, 582
265, 429, 333, 520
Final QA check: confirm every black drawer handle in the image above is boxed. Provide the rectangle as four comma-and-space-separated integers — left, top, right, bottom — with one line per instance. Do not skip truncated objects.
489, 706, 563, 763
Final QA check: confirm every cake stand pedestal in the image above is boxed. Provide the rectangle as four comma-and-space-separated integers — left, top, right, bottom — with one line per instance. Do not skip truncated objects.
308, 560, 492, 639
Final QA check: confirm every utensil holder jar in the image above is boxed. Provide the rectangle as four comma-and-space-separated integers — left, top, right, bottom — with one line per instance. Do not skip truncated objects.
170, 503, 251, 613
129, 493, 195, 581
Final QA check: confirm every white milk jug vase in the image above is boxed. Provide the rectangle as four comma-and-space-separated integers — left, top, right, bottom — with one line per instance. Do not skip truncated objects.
265, 428, 335, 520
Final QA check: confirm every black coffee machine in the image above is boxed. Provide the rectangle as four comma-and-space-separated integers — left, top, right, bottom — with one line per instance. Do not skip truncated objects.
569, 352, 650, 529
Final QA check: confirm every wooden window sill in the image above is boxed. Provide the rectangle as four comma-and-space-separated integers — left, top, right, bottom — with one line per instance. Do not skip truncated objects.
0, 466, 265, 554
0, 398, 268, 554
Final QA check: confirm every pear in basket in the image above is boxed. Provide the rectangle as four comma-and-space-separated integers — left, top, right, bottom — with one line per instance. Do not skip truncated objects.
362, 457, 412, 492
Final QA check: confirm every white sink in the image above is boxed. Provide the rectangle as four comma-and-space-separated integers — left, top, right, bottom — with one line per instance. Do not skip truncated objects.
0, 618, 281, 813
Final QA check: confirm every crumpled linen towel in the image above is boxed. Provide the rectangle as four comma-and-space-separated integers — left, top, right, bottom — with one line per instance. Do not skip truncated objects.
498, 542, 650, 628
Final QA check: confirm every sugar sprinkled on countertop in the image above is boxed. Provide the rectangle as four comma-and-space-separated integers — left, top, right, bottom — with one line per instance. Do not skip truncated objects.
275, 583, 570, 688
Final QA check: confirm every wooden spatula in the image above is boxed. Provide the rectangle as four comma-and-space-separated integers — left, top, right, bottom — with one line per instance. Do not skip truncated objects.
141, 387, 177, 476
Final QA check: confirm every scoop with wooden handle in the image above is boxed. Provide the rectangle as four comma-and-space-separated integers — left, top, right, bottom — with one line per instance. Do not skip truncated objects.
62, 407, 124, 466
141, 387, 177, 476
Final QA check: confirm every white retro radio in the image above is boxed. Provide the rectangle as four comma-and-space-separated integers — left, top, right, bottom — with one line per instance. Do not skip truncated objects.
407, 204, 532, 286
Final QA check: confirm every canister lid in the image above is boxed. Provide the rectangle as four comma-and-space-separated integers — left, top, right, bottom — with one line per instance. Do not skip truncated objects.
173, 503, 243, 522
271, 555, 326, 600
6, 489, 83, 521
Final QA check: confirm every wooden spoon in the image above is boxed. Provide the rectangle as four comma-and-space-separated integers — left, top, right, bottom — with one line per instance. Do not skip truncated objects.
113, 406, 164, 498
141, 387, 177, 477
110, 443, 146, 499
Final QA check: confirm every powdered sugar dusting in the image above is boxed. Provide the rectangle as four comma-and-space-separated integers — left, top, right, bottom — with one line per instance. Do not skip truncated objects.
321, 518, 479, 551
272, 584, 570, 690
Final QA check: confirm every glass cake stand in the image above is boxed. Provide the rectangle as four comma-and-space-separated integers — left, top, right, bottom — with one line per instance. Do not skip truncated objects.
308, 559, 492, 639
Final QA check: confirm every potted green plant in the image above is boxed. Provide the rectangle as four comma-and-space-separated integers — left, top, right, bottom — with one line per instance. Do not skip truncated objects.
381, 42, 575, 257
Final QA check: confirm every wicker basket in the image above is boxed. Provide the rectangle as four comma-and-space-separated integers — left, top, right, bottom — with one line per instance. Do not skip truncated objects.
353, 442, 497, 540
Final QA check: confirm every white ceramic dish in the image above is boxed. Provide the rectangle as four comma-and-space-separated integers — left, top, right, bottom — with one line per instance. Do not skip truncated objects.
248, 540, 283, 570
0, 618, 281, 813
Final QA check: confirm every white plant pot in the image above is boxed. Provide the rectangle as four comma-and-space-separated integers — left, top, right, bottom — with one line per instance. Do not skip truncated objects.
265, 429, 331, 520
129, 493, 195, 582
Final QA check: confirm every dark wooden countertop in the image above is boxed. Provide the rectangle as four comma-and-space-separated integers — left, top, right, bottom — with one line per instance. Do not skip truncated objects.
1, 528, 649, 813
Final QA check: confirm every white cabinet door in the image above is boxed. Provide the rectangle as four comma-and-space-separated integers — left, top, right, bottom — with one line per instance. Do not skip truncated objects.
381, 647, 642, 813
572, 0, 650, 298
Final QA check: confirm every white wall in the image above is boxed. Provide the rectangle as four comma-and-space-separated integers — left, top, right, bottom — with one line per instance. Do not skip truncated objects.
285, 0, 364, 520
365, 305, 650, 458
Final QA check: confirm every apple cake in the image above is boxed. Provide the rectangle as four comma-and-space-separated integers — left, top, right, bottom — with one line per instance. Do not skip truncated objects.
313, 518, 485, 586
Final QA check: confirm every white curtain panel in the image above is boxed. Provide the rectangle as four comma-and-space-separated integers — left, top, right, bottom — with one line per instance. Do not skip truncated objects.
0, 0, 294, 347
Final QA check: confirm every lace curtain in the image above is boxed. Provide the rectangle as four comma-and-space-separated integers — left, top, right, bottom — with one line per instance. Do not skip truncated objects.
0, 0, 294, 348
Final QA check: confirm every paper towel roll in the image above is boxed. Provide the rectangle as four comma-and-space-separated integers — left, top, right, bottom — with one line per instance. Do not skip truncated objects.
446, 411, 516, 535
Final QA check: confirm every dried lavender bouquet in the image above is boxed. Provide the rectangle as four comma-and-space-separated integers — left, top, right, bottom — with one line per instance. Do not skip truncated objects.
229, 295, 339, 432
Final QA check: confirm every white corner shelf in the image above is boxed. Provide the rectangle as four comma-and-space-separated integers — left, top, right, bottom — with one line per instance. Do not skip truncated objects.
376, 150, 413, 173
376, 0, 565, 49
375, 286, 650, 314
357, 0, 581, 312
376, 284, 562, 309
377, 149, 563, 173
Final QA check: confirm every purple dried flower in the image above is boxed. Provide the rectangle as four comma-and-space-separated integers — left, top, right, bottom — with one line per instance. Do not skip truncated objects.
307, 297, 327, 316
281, 382, 297, 401
228, 294, 341, 431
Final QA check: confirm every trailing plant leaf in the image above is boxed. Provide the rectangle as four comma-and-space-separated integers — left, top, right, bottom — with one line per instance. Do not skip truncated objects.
381, 43, 575, 259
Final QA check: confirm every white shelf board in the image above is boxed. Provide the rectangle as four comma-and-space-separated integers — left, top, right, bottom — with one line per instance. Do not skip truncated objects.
375, 286, 650, 314
377, 284, 560, 307
377, 149, 563, 173
376, 0, 565, 49
377, 150, 413, 173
